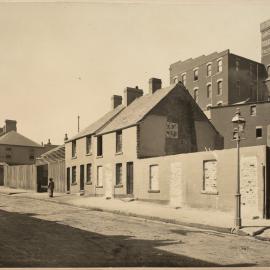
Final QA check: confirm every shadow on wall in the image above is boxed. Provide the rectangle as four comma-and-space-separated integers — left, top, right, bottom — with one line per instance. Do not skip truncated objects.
0, 209, 224, 268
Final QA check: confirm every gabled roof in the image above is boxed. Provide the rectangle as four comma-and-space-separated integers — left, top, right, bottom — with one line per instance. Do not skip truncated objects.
97, 84, 176, 135
67, 104, 125, 142
0, 130, 42, 147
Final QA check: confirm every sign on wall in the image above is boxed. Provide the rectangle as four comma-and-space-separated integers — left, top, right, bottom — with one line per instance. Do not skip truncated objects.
166, 122, 178, 139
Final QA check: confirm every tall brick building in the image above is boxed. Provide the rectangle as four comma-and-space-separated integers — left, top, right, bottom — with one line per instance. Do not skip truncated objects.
169, 50, 269, 111
261, 19, 270, 92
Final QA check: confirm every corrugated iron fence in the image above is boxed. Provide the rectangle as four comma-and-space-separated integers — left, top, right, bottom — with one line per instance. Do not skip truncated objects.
4, 164, 36, 191
4, 160, 66, 193
48, 160, 66, 193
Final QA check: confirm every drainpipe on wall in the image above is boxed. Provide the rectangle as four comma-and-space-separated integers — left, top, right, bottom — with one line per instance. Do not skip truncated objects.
262, 164, 266, 218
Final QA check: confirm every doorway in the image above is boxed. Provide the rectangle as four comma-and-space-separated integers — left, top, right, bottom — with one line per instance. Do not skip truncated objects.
67, 167, 70, 193
126, 162, 133, 195
37, 165, 48, 192
0, 165, 4, 186
80, 165, 85, 192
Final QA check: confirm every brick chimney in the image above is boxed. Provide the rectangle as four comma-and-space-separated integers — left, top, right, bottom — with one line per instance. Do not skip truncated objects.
111, 95, 122, 109
149, 78, 162, 94
124, 86, 143, 106
3, 120, 17, 133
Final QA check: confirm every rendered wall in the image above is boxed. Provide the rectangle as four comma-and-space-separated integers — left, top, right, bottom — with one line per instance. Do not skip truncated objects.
135, 145, 267, 217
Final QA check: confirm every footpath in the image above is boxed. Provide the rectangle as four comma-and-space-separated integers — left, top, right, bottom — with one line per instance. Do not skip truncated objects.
1, 186, 270, 240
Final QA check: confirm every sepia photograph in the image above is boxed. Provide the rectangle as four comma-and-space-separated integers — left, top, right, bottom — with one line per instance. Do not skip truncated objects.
1, 0, 270, 268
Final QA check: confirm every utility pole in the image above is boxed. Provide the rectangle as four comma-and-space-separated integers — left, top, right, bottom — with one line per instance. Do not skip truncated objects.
77, 115, 80, 133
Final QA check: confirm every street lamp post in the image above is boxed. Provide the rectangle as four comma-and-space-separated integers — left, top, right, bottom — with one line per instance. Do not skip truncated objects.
232, 108, 246, 230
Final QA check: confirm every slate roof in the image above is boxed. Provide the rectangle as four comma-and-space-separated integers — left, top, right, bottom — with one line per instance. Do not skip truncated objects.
0, 130, 42, 147
97, 84, 177, 135
67, 104, 125, 142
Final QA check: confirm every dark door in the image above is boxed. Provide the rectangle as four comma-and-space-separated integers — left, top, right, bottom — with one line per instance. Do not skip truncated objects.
126, 162, 133, 195
67, 167, 70, 193
37, 165, 48, 192
0, 165, 4, 186
80, 165, 85, 191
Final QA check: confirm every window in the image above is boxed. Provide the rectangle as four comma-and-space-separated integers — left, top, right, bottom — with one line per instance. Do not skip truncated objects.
256, 127, 262, 138
115, 163, 122, 185
72, 140, 76, 158
207, 84, 212, 98
29, 148, 34, 160
97, 166, 103, 187
267, 65, 270, 77
236, 80, 240, 96
203, 160, 218, 194
5, 154, 11, 159
5, 147, 11, 151
173, 76, 179, 83
181, 73, 187, 86
97, 136, 103, 156
193, 68, 199, 81
207, 64, 212, 76
194, 88, 199, 102
86, 163, 92, 183
217, 80, 223, 95
235, 60, 239, 71
217, 59, 222, 72
250, 105, 256, 116
72, 166, 76, 184
149, 165, 159, 191
116, 130, 122, 153
86, 135, 92, 155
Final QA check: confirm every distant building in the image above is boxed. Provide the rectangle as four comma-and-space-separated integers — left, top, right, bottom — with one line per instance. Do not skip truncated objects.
207, 101, 270, 149
0, 120, 44, 165
261, 18, 270, 92
169, 50, 269, 111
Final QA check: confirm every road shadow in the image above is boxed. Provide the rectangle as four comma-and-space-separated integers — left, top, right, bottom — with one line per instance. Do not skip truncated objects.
0, 209, 221, 267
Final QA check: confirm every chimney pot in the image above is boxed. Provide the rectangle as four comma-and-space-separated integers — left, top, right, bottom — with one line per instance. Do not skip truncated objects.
111, 95, 122, 109
64, 133, 69, 142
4, 119, 17, 133
149, 78, 162, 94
47, 139, 51, 145
124, 87, 143, 106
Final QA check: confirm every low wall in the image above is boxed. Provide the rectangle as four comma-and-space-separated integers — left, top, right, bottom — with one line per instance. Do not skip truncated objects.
135, 145, 267, 217
4, 164, 37, 191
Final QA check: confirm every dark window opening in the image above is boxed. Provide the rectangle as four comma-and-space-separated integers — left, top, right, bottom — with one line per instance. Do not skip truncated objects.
97, 136, 103, 156
116, 130, 122, 153
116, 163, 122, 185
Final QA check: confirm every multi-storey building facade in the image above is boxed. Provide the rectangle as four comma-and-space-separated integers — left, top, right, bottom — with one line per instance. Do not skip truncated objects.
169, 50, 269, 111
208, 101, 270, 149
65, 79, 223, 197
261, 19, 270, 92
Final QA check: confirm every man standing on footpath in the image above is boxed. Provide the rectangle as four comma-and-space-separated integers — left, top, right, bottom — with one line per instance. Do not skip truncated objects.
48, 178, 55, 198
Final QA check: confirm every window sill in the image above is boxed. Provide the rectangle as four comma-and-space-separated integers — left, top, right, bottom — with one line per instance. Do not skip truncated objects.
256, 137, 263, 139
86, 181, 92, 185
86, 153, 93, 156
96, 155, 103, 159
115, 151, 123, 156
72, 156, 77, 159
114, 184, 123, 188
148, 190, 160, 193
71, 182, 77, 186
201, 190, 218, 195
95, 185, 103, 188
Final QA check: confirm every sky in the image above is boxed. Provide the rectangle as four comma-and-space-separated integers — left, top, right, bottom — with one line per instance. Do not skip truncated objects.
0, 0, 270, 145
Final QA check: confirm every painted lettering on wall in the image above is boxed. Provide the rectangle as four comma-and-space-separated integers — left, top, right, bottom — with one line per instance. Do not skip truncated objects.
166, 122, 178, 139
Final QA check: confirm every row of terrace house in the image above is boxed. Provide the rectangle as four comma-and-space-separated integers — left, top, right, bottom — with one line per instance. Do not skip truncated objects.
65, 78, 223, 198
65, 78, 270, 219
